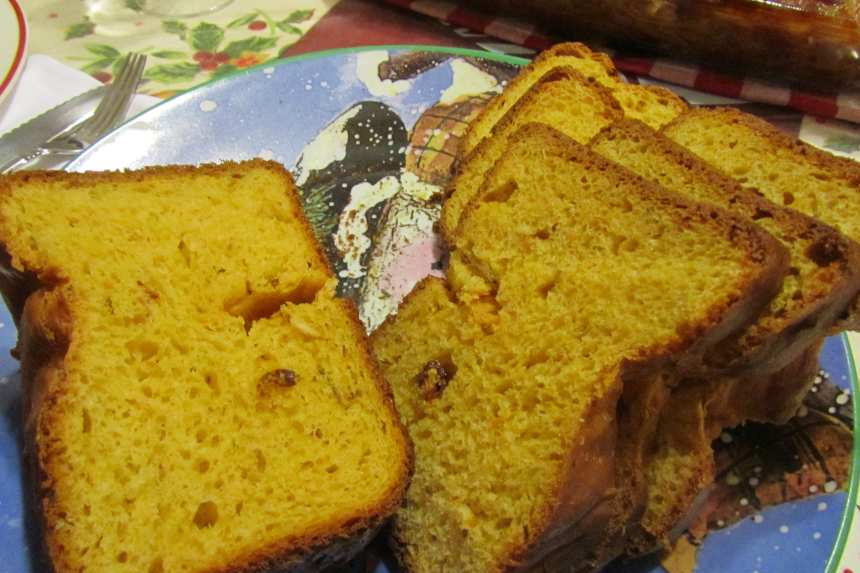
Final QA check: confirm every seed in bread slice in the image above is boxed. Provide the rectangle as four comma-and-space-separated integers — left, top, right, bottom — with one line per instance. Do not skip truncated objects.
0, 161, 412, 573
591, 119, 860, 375
372, 124, 788, 573
662, 107, 860, 328
461, 42, 687, 155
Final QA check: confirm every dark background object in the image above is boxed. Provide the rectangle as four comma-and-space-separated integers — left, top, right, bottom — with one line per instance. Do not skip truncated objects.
456, 0, 860, 91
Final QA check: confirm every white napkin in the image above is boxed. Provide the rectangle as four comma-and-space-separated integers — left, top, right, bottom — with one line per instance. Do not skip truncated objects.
0, 54, 159, 136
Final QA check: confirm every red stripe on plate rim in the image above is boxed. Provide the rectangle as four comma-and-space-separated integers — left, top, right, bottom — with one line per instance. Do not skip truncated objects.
0, 0, 27, 99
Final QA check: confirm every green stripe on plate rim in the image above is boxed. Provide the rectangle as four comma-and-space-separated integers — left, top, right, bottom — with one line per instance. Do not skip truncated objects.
112, 45, 530, 128
827, 331, 860, 573
77, 44, 860, 572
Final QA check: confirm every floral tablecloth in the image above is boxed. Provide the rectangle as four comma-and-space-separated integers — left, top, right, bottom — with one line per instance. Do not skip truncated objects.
20, 0, 338, 97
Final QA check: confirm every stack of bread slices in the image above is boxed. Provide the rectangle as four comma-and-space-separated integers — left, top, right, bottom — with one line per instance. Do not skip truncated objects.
371, 43, 860, 572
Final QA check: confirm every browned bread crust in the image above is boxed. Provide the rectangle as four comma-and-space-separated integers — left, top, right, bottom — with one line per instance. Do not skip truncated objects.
1, 161, 413, 573
625, 339, 824, 555
454, 123, 790, 377
662, 107, 860, 330
441, 66, 624, 239
460, 42, 623, 156
591, 119, 860, 376
375, 123, 789, 573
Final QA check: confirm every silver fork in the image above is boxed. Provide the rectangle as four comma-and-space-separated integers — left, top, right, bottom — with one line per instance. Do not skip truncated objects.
41, 52, 147, 156
3, 53, 147, 172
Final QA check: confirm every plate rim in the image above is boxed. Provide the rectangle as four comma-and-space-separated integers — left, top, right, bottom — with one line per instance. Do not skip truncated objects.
70, 44, 530, 170
827, 332, 860, 572
0, 0, 27, 102
67, 44, 860, 572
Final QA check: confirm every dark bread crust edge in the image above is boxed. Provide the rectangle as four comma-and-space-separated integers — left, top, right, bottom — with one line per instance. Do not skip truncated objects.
460, 42, 622, 157
454, 123, 789, 378
661, 106, 860, 329
0, 160, 413, 573
441, 65, 625, 240
402, 124, 787, 572
591, 118, 860, 376
624, 338, 824, 557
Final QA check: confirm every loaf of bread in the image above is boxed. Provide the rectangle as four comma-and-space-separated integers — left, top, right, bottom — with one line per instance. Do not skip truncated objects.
0, 161, 412, 573
460, 42, 687, 156
663, 107, 860, 329
372, 124, 788, 573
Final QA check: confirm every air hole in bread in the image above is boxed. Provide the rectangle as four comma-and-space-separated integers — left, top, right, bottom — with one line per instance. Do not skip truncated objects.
482, 181, 518, 204
148, 558, 164, 573
414, 355, 457, 401
533, 229, 551, 240
193, 501, 218, 528
82, 409, 92, 433
525, 351, 548, 368
326, 464, 339, 474
255, 449, 267, 472
204, 372, 220, 394
126, 338, 158, 361
536, 270, 559, 299
782, 191, 795, 205
225, 274, 325, 333
235, 501, 243, 516
117, 551, 128, 563
194, 459, 210, 474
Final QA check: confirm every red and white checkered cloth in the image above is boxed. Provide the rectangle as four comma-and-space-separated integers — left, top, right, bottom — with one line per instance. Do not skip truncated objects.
385, 0, 860, 124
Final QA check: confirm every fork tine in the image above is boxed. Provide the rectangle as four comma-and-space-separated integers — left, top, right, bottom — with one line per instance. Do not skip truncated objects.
75, 53, 146, 142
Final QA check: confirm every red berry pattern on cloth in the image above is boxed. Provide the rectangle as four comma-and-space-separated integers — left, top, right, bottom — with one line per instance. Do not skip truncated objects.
60, 7, 318, 96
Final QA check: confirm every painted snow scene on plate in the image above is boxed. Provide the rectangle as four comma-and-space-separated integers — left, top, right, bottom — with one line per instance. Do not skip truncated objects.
0, 47, 853, 573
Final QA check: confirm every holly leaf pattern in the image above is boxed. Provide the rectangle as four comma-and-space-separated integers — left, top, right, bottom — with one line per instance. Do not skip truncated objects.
66, 19, 95, 40
144, 62, 200, 84
227, 13, 258, 28
190, 22, 225, 52
284, 9, 314, 23
125, 0, 146, 11
223, 36, 277, 58
82, 58, 116, 74
162, 20, 187, 41
86, 44, 121, 59
152, 50, 186, 59
277, 22, 303, 35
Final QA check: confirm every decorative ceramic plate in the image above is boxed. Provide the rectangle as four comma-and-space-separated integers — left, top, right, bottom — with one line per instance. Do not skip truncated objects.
0, 0, 26, 106
0, 46, 856, 573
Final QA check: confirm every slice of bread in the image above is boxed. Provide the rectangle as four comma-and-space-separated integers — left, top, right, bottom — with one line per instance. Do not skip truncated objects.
440, 66, 624, 238
631, 339, 823, 553
591, 119, 860, 375
662, 107, 860, 328
372, 124, 788, 573
0, 161, 412, 573
461, 42, 687, 155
